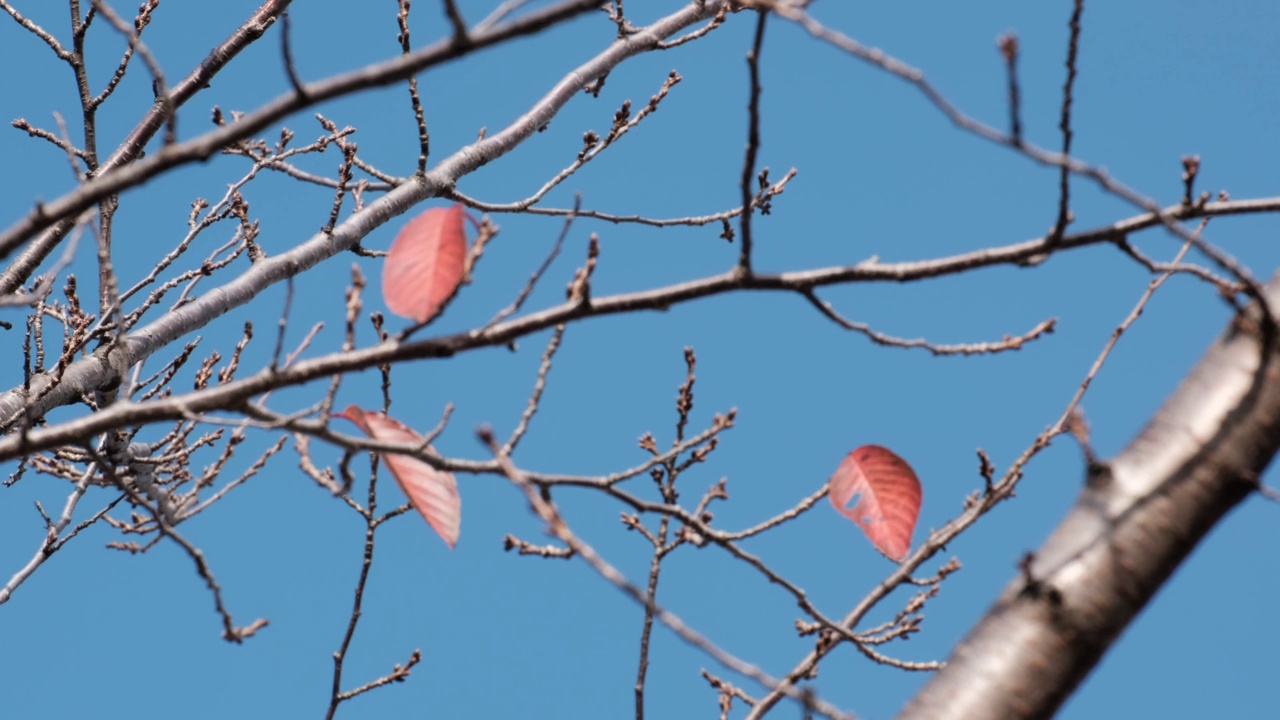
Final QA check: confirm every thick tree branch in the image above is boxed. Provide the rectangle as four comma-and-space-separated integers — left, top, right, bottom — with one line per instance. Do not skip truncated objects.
899, 274, 1280, 719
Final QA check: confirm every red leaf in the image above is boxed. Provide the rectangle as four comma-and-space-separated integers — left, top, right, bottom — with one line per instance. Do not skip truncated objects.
827, 445, 922, 561
382, 204, 468, 323
334, 405, 461, 549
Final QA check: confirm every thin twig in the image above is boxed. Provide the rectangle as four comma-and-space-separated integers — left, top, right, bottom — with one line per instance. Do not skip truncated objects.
736, 11, 767, 272
399, 0, 432, 172
90, 0, 176, 145
0, 455, 117, 604
441, 0, 469, 43
1050, 0, 1085, 241
502, 325, 566, 456
279, 11, 307, 97
454, 168, 795, 228
452, 70, 683, 215
476, 427, 857, 720
804, 291, 1057, 355
484, 196, 579, 329
997, 33, 1021, 144
0, 0, 72, 59
326, 452, 421, 717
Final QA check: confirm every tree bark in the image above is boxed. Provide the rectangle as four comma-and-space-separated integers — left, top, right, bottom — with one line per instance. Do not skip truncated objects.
901, 275, 1280, 720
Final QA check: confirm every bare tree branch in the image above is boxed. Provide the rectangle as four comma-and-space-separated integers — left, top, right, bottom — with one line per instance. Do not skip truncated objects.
0, 0, 292, 294
5, 194, 1278, 456
900, 274, 1280, 719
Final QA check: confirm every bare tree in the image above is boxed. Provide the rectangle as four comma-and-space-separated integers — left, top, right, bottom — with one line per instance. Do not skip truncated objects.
1, 1, 1276, 718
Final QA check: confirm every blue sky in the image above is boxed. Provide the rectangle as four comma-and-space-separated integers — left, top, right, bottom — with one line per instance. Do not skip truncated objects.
1, 1, 1277, 718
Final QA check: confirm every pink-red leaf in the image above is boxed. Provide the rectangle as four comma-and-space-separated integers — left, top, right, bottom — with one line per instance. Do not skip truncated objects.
382, 204, 468, 323
827, 445, 922, 561
334, 405, 461, 549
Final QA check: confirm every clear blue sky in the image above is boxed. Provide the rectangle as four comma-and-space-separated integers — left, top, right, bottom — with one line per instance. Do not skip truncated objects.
2, 1, 1277, 718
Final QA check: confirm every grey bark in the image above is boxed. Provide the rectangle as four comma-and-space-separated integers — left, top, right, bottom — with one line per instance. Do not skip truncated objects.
900, 275, 1280, 719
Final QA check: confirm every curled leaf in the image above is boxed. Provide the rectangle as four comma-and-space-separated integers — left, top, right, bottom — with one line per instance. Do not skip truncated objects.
383, 204, 468, 323
335, 405, 461, 549
828, 445, 922, 561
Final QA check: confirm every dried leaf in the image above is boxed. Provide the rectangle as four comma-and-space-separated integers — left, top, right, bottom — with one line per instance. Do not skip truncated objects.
382, 204, 468, 323
828, 445, 922, 561
335, 405, 461, 549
